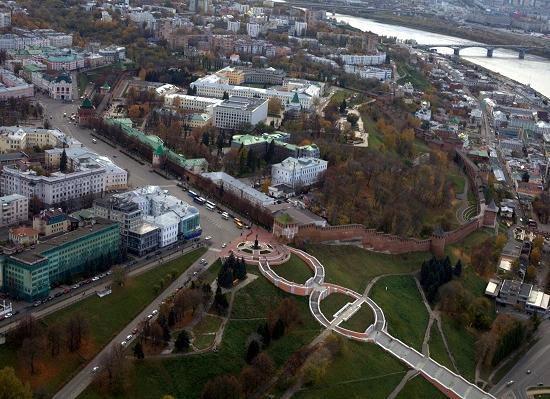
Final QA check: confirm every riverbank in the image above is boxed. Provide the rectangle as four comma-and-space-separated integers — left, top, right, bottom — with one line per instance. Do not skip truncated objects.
366, 13, 550, 60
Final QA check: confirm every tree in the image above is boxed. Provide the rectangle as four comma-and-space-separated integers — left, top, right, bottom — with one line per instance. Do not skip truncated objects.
222, 91, 229, 100
346, 113, 359, 126
174, 330, 190, 352
301, 347, 331, 386
19, 336, 44, 375
525, 265, 537, 283
530, 247, 541, 266
133, 342, 145, 359
268, 98, 282, 116
66, 313, 88, 352
60, 149, 68, 172
201, 375, 242, 399
245, 339, 260, 364
453, 259, 462, 277
339, 99, 347, 114
47, 323, 63, 358
522, 171, 530, 182
213, 286, 229, 314
96, 344, 130, 395
271, 318, 285, 340
0, 367, 32, 399
112, 265, 127, 287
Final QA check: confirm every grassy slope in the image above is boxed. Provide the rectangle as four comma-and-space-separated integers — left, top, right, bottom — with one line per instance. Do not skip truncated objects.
428, 322, 455, 371
370, 275, 429, 351
272, 254, 314, 285
339, 304, 374, 333
80, 274, 321, 399
294, 341, 408, 399
0, 248, 206, 398
305, 245, 429, 293
320, 293, 353, 321
395, 375, 448, 399
441, 315, 477, 382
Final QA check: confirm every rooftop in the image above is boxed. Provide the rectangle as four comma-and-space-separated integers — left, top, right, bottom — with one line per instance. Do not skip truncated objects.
9, 218, 117, 266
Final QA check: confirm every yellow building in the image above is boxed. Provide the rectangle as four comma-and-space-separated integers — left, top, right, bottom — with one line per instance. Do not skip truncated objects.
0, 127, 79, 154
32, 209, 69, 237
215, 66, 245, 85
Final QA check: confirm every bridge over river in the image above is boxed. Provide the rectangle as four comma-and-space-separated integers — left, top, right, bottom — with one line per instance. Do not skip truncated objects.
414, 43, 543, 58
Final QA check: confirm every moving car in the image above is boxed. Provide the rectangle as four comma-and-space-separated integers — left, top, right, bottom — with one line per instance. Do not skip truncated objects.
92, 366, 100, 373
222, 243, 227, 248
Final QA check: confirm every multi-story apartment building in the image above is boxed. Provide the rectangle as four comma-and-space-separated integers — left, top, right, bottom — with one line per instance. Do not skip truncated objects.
344, 65, 392, 81
216, 66, 286, 85
339, 53, 387, 66
44, 147, 128, 191
271, 157, 328, 188
44, 52, 85, 71
202, 172, 275, 207
1, 218, 120, 301
213, 96, 268, 130
164, 94, 223, 116
191, 73, 322, 109
0, 29, 72, 50
98, 46, 126, 63
1, 165, 106, 207
0, 68, 33, 101
247, 23, 260, 38
0, 194, 28, 228
227, 20, 241, 33
32, 209, 69, 236
0, 126, 80, 154
0, 11, 11, 28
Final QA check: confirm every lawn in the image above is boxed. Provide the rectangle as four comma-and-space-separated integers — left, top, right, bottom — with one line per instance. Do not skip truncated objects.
293, 341, 408, 399
272, 254, 313, 284
192, 314, 223, 350
0, 248, 205, 398
362, 112, 384, 149
370, 275, 429, 351
339, 303, 374, 333
320, 292, 353, 321
396, 61, 432, 91
395, 375, 448, 399
447, 169, 466, 195
441, 315, 477, 382
80, 272, 321, 399
428, 323, 455, 371
305, 245, 429, 293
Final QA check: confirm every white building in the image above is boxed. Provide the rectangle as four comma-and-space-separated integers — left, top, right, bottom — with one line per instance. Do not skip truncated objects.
164, 93, 223, 116
227, 20, 241, 33
271, 157, 328, 188
247, 23, 260, 38
339, 53, 386, 66
0, 166, 106, 206
213, 96, 268, 130
202, 172, 275, 207
293, 21, 307, 36
0, 194, 28, 228
44, 147, 128, 191
114, 185, 202, 243
0, 68, 33, 101
344, 65, 392, 81
31, 72, 73, 101
191, 73, 322, 109
98, 46, 126, 63
0, 12, 11, 28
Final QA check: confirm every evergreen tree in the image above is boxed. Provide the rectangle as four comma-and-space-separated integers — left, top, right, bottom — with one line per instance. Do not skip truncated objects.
222, 91, 229, 100
174, 330, 190, 352
339, 99, 347, 114
246, 148, 256, 172
265, 139, 275, 163
245, 340, 260, 364
60, 149, 68, 172
271, 318, 285, 340
257, 323, 271, 348
454, 259, 462, 277
234, 258, 247, 281
133, 342, 145, 359
213, 286, 229, 314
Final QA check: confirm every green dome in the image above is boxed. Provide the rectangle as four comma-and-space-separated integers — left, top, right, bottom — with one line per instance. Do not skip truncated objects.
81, 97, 93, 109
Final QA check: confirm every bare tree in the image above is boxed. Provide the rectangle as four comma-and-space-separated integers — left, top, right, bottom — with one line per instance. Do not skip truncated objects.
66, 313, 88, 352
18, 336, 44, 375
47, 323, 63, 358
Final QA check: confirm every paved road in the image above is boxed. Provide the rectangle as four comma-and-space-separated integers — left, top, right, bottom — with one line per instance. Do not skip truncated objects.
491, 320, 550, 399
52, 246, 221, 399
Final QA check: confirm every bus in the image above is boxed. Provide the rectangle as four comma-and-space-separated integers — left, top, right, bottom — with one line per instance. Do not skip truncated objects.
194, 196, 206, 205
188, 190, 198, 198
206, 203, 216, 211
206, 200, 216, 209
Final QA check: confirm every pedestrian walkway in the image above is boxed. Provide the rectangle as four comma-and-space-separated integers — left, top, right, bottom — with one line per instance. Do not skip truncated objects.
252, 244, 496, 399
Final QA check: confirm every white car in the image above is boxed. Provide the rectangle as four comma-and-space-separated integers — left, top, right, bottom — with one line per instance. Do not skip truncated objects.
152, 309, 158, 315
200, 259, 206, 264
91, 366, 100, 373
4, 312, 13, 319
120, 340, 127, 346
92, 276, 99, 282
126, 334, 133, 341
222, 243, 227, 248
146, 314, 153, 320
205, 236, 212, 241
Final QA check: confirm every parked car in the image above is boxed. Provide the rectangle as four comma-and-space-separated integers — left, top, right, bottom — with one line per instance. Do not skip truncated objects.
152, 309, 158, 315
121, 340, 127, 346
222, 243, 227, 248
126, 334, 133, 341
92, 366, 100, 373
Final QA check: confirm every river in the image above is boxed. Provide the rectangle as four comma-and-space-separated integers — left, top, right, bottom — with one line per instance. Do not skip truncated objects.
333, 14, 550, 98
